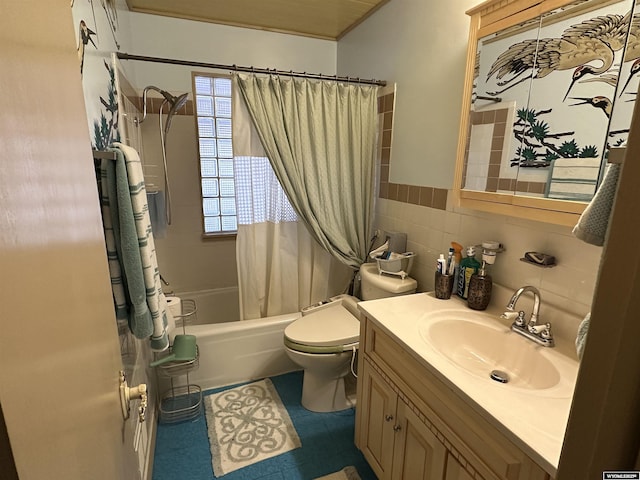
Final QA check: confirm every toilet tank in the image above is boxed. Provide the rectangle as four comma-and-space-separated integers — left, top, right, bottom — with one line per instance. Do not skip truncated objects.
359, 263, 417, 300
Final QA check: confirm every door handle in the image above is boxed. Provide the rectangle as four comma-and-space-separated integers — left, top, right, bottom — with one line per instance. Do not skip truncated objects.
119, 370, 148, 422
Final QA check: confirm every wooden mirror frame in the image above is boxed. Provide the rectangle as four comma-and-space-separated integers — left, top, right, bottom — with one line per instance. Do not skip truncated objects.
453, 0, 620, 227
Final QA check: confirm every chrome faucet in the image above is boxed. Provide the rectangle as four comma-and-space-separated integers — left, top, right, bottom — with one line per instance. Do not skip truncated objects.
501, 285, 554, 347
160, 274, 174, 295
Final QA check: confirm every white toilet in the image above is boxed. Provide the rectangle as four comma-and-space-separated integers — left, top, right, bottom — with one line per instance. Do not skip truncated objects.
284, 263, 417, 412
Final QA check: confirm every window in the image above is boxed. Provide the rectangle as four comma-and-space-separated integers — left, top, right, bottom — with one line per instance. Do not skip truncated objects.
193, 73, 297, 235
234, 155, 298, 225
193, 74, 237, 234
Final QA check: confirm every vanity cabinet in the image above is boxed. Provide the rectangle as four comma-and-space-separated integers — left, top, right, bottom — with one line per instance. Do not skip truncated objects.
355, 316, 552, 480
359, 360, 447, 479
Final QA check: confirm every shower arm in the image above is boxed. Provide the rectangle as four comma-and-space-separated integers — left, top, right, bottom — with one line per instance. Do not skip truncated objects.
135, 86, 188, 130
135, 85, 167, 126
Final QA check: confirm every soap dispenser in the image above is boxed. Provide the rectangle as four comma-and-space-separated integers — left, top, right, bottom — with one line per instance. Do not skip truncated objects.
467, 241, 500, 310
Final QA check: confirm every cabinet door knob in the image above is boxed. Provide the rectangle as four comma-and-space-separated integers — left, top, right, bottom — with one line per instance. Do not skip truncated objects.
385, 414, 394, 422
393, 424, 402, 432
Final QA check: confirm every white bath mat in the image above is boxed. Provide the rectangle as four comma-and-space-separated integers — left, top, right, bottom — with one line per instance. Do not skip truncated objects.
314, 466, 362, 480
204, 378, 301, 476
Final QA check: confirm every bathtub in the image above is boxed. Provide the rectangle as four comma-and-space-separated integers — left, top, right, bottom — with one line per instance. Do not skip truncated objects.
168, 311, 301, 391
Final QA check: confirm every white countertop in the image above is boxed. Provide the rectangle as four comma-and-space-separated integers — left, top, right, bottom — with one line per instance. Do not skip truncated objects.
358, 292, 579, 477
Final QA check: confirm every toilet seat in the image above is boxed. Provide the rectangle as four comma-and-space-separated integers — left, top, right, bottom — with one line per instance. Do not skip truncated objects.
284, 339, 359, 354
284, 303, 359, 353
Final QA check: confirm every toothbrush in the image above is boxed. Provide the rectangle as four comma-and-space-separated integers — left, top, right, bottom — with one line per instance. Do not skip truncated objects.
446, 248, 454, 275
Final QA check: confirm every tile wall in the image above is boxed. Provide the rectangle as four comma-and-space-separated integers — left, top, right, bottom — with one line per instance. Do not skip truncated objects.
139, 113, 239, 296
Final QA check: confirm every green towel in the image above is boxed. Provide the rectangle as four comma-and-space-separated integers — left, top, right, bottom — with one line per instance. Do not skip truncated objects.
572, 164, 620, 246
576, 312, 590, 360
113, 148, 153, 338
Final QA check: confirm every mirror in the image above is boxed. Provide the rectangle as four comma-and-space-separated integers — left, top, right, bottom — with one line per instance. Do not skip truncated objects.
456, 0, 638, 225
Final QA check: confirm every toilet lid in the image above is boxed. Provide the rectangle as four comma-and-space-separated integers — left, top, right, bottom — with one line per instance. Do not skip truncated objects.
284, 304, 359, 347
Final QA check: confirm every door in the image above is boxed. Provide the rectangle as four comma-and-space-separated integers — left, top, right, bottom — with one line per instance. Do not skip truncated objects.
359, 361, 398, 480
392, 400, 447, 480
0, 1, 140, 478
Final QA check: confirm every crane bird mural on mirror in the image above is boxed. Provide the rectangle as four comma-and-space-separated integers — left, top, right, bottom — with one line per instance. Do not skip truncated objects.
569, 95, 613, 117
570, 10, 640, 99
486, 11, 632, 99
569, 94, 630, 146
619, 57, 640, 97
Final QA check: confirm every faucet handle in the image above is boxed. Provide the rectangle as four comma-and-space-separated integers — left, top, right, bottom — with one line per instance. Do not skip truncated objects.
540, 322, 553, 340
529, 322, 553, 338
501, 310, 527, 327
500, 311, 519, 321
528, 323, 545, 334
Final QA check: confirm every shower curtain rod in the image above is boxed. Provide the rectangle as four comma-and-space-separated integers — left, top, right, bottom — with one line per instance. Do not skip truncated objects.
116, 52, 387, 87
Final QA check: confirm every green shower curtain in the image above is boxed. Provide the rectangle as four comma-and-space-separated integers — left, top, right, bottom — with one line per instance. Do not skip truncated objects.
235, 73, 378, 269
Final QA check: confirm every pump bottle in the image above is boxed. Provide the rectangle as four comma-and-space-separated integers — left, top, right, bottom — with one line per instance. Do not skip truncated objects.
467, 262, 492, 310
467, 241, 499, 310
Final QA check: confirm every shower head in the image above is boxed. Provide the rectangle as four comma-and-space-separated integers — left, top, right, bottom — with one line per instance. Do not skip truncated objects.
163, 91, 189, 137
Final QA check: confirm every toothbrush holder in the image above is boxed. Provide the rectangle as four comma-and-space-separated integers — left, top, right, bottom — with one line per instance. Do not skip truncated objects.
434, 271, 455, 300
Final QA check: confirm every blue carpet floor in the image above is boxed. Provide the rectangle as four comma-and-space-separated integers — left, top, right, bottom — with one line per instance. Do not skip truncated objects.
152, 371, 377, 480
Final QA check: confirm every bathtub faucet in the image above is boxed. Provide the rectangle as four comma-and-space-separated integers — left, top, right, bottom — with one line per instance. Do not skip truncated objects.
160, 274, 174, 295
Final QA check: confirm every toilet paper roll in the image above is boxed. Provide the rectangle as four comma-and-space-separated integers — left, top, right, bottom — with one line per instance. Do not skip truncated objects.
165, 296, 181, 332
166, 296, 182, 316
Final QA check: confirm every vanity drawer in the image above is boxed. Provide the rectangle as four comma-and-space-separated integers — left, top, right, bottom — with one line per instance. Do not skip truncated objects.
363, 318, 547, 480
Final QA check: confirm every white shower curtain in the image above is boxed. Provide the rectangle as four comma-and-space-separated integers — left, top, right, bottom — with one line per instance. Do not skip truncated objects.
233, 81, 351, 320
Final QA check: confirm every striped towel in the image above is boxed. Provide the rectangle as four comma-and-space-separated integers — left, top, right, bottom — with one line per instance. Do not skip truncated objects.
100, 153, 129, 322
101, 144, 169, 351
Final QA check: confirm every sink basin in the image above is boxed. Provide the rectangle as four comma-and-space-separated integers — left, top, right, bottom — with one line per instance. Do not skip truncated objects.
419, 311, 561, 391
